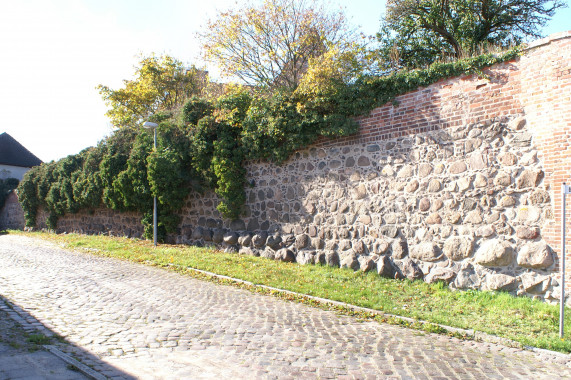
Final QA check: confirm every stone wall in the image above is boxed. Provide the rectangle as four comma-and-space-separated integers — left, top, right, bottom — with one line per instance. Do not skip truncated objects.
176, 114, 556, 301
171, 32, 571, 302
0, 195, 142, 237
3, 32, 571, 302
42, 208, 143, 238
0, 192, 25, 230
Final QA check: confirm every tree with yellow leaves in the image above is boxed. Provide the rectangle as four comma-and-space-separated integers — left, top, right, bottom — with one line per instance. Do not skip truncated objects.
198, 0, 356, 92
98, 55, 207, 129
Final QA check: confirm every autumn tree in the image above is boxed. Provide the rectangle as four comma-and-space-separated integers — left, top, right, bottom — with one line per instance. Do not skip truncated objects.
293, 44, 374, 114
198, 0, 356, 91
98, 55, 207, 128
377, 0, 566, 70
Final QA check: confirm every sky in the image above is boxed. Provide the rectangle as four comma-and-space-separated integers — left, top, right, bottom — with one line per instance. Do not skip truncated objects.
0, 0, 569, 163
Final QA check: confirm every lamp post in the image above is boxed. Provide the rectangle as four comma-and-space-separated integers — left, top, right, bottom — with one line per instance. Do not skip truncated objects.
143, 121, 159, 247
561, 183, 571, 338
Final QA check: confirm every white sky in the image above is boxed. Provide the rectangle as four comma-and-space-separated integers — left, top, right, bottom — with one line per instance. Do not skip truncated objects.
0, 0, 569, 162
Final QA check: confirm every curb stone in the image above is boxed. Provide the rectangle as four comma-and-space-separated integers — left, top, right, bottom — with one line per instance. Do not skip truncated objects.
44, 345, 107, 380
1, 298, 108, 380
185, 265, 571, 362
523, 345, 571, 359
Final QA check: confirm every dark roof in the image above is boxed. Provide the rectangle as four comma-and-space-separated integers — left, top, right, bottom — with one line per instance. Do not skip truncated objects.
0, 133, 43, 167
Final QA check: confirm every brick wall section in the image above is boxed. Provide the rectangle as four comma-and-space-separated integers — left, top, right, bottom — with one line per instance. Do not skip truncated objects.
315, 61, 523, 148
519, 32, 571, 290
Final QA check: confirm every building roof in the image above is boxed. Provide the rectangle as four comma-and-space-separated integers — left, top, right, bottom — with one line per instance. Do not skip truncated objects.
0, 133, 43, 168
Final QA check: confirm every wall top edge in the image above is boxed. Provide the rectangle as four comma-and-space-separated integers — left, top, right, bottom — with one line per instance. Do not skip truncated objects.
526, 30, 571, 50
378, 30, 571, 107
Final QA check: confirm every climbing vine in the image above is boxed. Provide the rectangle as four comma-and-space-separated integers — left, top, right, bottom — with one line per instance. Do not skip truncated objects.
17, 47, 521, 239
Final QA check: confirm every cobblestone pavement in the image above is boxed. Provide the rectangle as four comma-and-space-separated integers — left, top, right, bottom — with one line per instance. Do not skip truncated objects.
1, 235, 571, 379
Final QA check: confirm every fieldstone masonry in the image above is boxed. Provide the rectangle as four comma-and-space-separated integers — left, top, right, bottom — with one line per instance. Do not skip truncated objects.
172, 114, 558, 302
0, 192, 25, 230
49, 208, 143, 238
2, 32, 570, 303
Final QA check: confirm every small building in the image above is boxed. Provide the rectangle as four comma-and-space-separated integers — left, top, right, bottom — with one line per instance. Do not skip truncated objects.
0, 132, 42, 180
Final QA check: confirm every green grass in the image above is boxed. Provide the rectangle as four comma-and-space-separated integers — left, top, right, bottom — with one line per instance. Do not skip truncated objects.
26, 333, 51, 345
11, 230, 571, 353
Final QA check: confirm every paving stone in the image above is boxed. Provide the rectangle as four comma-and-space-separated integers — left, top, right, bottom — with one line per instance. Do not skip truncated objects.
0, 235, 570, 379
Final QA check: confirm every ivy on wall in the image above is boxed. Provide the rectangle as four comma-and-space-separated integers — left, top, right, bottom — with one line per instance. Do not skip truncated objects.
17, 47, 521, 240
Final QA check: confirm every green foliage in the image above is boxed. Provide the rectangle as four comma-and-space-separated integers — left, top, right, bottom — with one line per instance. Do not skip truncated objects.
99, 129, 137, 211
210, 91, 250, 219
98, 55, 207, 128
18, 170, 40, 227
72, 148, 104, 210
188, 115, 218, 188
180, 49, 520, 219
377, 0, 566, 70
147, 130, 192, 236
357, 47, 522, 111
17, 47, 522, 237
182, 96, 213, 125
26, 334, 51, 345
16, 128, 147, 238
211, 127, 246, 219
39, 155, 85, 229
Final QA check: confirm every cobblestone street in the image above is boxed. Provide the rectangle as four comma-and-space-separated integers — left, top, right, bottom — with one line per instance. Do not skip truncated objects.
1, 235, 570, 379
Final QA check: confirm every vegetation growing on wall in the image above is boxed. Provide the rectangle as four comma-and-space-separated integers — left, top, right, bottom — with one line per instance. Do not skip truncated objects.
17, 47, 520, 240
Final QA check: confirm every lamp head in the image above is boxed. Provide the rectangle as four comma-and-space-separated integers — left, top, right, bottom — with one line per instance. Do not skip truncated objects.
143, 121, 159, 129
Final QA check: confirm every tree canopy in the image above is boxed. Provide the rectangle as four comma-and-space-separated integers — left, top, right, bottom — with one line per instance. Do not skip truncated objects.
198, 0, 356, 91
98, 55, 207, 128
377, 0, 566, 69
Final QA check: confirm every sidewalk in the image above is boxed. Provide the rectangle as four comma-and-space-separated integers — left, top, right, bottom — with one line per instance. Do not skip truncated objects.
0, 301, 90, 379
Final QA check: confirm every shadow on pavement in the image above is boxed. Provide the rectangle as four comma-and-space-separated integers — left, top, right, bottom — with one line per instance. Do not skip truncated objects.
0, 295, 136, 380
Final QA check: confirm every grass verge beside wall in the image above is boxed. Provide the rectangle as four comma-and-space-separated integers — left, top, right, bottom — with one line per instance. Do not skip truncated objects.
12, 230, 571, 354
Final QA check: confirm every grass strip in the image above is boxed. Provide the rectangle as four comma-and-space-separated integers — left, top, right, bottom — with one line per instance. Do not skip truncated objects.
11, 230, 571, 354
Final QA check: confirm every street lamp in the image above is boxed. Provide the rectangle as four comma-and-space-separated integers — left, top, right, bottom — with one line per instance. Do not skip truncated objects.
143, 121, 159, 246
